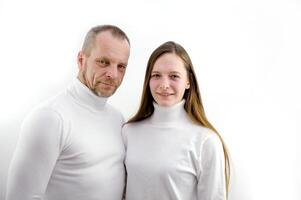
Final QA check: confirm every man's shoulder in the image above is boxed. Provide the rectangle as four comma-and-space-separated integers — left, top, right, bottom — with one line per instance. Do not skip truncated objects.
105, 103, 125, 122
106, 103, 121, 113
122, 119, 148, 131
28, 89, 70, 119
23, 103, 63, 131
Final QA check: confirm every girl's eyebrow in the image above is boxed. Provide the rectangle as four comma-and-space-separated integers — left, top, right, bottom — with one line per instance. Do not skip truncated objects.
169, 71, 181, 74
151, 71, 181, 74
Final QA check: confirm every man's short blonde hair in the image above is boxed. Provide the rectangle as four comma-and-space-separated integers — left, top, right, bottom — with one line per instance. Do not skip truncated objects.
82, 25, 130, 56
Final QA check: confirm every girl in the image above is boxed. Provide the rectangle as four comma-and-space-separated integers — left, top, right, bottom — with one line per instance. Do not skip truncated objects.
123, 41, 230, 200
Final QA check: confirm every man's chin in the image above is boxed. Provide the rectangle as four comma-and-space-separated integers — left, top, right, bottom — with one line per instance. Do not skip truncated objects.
93, 83, 118, 97
95, 89, 116, 97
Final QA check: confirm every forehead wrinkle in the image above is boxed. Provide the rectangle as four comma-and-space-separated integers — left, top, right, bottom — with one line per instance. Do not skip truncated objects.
93, 32, 130, 63
92, 45, 129, 65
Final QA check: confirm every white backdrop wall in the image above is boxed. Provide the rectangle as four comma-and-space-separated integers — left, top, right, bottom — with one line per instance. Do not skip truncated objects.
0, 0, 300, 199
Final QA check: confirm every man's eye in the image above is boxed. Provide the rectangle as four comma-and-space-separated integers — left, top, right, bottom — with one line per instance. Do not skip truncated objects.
118, 65, 126, 69
97, 60, 109, 66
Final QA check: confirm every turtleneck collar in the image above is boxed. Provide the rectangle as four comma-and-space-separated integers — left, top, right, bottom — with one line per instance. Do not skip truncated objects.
149, 100, 190, 126
68, 78, 108, 111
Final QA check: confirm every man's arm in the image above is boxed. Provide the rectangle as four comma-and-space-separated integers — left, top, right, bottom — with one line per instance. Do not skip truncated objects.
6, 108, 63, 200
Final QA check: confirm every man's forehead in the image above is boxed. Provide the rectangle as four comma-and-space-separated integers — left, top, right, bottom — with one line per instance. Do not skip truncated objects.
95, 31, 129, 47
91, 45, 129, 64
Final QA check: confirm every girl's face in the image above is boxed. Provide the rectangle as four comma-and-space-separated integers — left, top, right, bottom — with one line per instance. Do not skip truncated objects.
149, 53, 190, 107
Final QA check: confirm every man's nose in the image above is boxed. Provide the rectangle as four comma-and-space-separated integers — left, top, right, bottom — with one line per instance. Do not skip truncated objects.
106, 66, 118, 79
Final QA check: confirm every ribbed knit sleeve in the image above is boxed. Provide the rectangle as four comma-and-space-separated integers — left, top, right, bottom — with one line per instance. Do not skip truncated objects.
121, 124, 129, 151
197, 134, 226, 200
6, 108, 64, 200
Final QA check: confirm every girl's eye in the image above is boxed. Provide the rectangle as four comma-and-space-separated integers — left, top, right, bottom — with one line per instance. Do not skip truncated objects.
151, 74, 160, 78
170, 75, 180, 79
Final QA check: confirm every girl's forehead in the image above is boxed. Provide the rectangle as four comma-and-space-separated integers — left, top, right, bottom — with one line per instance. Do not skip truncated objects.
152, 53, 185, 72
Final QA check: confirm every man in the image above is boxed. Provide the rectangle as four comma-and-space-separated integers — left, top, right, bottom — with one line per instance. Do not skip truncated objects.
6, 25, 130, 200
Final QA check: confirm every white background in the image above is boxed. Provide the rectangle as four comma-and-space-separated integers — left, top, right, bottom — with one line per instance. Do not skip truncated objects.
0, 0, 300, 199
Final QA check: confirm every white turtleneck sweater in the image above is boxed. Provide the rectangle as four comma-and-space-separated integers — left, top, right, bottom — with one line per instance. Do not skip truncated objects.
122, 101, 226, 200
6, 79, 125, 200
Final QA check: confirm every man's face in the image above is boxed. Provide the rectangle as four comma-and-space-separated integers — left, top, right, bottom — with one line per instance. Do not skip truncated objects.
78, 31, 130, 97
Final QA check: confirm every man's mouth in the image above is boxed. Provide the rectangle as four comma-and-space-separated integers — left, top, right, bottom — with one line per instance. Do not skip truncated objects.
99, 82, 115, 87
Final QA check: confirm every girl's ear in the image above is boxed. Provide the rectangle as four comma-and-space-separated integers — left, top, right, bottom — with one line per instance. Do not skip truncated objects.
186, 82, 190, 89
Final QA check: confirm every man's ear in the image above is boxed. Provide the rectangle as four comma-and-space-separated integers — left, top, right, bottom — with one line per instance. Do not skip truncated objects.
77, 51, 85, 70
